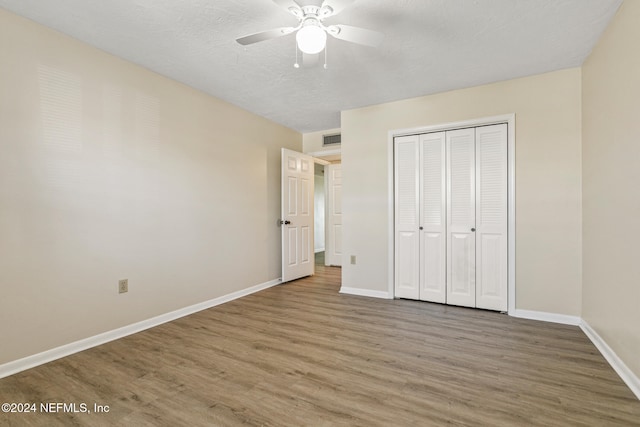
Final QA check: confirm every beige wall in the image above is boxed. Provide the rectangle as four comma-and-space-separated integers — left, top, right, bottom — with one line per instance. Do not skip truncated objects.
582, 1, 640, 378
342, 68, 583, 315
0, 9, 301, 365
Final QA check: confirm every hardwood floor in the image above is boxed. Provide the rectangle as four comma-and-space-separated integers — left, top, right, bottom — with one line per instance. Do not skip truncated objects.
1, 259, 639, 426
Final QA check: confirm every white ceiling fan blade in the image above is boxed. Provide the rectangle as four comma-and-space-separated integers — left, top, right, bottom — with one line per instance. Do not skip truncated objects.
272, 0, 303, 18
236, 27, 295, 46
319, 0, 355, 18
326, 24, 383, 48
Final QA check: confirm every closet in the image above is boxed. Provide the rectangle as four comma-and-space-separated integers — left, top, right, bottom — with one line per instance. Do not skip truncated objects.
394, 123, 507, 311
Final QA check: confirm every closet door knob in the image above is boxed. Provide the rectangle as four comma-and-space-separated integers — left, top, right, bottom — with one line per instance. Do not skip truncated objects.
471, 228, 476, 232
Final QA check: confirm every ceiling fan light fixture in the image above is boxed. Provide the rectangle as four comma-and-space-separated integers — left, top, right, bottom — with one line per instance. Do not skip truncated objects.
236, 0, 384, 64
296, 25, 327, 54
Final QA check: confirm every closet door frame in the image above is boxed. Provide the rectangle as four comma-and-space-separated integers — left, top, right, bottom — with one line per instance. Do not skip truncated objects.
388, 114, 516, 314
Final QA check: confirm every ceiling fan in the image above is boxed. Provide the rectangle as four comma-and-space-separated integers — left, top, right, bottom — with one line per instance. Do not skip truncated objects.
236, 0, 383, 65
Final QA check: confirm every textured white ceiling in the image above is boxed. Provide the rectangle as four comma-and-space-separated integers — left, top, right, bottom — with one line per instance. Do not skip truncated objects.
0, 0, 622, 133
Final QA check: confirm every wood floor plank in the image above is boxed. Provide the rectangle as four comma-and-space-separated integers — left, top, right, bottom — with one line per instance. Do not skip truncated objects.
1, 258, 639, 426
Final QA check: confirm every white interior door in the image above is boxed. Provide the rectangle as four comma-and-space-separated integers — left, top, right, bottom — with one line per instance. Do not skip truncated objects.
419, 132, 447, 303
475, 124, 508, 311
446, 128, 476, 308
325, 164, 342, 266
394, 136, 420, 299
281, 148, 314, 283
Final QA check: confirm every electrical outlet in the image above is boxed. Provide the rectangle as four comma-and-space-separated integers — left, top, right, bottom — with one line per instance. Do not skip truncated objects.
350, 255, 356, 265
118, 279, 128, 294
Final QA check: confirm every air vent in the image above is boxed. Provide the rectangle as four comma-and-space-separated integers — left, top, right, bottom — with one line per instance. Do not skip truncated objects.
323, 133, 341, 146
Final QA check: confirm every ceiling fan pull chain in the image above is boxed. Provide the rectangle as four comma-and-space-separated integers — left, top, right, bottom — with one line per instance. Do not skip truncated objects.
324, 40, 328, 69
294, 41, 300, 68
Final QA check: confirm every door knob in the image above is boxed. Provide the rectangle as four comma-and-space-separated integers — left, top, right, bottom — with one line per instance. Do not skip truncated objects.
282, 220, 291, 225
471, 228, 476, 232
419, 226, 424, 230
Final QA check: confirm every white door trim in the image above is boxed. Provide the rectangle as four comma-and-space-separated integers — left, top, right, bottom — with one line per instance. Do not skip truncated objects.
387, 114, 516, 314
313, 157, 331, 166
308, 149, 341, 159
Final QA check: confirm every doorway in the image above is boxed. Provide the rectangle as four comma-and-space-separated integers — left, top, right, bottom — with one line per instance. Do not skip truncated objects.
314, 162, 326, 264
281, 148, 342, 282
314, 161, 342, 268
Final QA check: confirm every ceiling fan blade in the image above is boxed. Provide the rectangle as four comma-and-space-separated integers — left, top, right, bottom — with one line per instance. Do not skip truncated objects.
326, 24, 383, 48
236, 27, 295, 46
319, 0, 355, 18
272, 0, 303, 18
302, 52, 319, 68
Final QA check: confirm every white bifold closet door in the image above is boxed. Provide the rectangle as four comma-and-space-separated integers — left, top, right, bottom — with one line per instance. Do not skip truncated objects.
420, 132, 447, 303
474, 124, 508, 311
446, 128, 476, 307
394, 123, 507, 311
394, 136, 420, 299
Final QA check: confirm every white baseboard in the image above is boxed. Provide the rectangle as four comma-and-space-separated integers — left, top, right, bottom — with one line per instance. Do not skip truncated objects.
314, 248, 325, 253
0, 278, 282, 380
510, 309, 581, 326
339, 286, 392, 299
580, 320, 640, 400
510, 310, 639, 400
